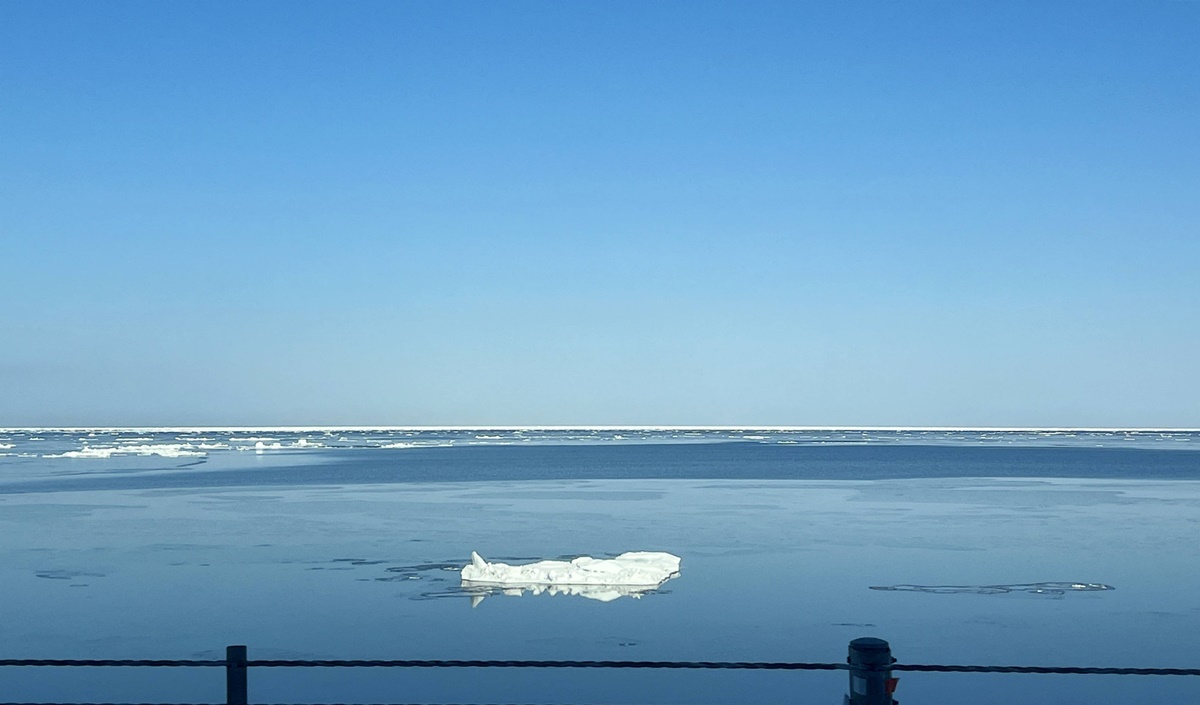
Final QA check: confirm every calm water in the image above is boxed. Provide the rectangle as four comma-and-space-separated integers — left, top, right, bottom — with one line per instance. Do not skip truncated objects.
1, 429, 1198, 703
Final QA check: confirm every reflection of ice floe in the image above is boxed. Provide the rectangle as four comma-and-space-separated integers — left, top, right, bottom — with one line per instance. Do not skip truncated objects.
467, 582, 667, 604
870, 582, 1114, 596
461, 551, 681, 603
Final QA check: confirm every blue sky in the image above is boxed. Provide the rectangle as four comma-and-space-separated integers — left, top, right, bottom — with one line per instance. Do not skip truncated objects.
2, 1, 1197, 427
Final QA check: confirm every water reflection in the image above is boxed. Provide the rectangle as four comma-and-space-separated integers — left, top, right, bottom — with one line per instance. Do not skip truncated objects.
461, 579, 675, 605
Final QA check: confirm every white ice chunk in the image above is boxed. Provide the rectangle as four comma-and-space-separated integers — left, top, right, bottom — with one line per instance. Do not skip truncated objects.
43, 444, 206, 459
461, 551, 681, 588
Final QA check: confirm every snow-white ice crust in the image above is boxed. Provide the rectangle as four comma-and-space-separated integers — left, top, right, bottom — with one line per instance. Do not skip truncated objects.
43, 444, 206, 459
1, 428, 1193, 460
461, 551, 681, 589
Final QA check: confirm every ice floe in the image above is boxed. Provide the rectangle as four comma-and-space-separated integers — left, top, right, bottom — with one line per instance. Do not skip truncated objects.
43, 444, 206, 459
461, 551, 681, 602
379, 441, 454, 449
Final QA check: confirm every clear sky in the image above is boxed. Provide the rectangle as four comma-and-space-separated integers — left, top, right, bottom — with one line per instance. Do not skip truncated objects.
2, 1, 1197, 428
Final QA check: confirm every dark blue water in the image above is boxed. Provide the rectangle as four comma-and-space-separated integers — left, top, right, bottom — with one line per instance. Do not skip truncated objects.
3, 439, 1199, 704
4, 442, 1199, 494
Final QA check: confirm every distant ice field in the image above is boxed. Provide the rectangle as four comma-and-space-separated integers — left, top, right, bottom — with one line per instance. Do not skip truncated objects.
1, 431, 1198, 703
0, 427, 1197, 464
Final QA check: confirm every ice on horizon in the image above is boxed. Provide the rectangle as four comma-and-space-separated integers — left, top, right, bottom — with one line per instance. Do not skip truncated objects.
6, 427, 1195, 461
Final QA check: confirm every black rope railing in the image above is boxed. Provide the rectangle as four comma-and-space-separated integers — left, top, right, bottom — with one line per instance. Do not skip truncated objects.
0, 660, 224, 668
247, 660, 843, 670
3, 640, 1198, 705
892, 663, 1200, 676
0, 702, 752, 705
2, 658, 1197, 676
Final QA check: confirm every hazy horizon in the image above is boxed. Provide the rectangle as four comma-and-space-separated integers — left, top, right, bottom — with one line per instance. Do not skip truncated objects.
4, 424, 1199, 432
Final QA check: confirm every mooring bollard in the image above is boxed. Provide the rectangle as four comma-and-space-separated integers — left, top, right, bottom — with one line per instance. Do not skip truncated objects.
845, 637, 897, 705
226, 645, 248, 705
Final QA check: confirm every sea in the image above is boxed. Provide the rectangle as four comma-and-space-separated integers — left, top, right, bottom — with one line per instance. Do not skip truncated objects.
1, 428, 1198, 704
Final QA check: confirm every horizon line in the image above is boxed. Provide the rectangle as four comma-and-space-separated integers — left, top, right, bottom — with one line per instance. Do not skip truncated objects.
2, 425, 1198, 433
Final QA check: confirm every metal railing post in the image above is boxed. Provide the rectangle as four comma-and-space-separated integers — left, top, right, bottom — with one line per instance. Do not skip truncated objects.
226, 645, 248, 705
845, 637, 896, 705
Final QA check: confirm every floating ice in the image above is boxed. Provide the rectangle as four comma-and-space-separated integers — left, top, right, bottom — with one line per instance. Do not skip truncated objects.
870, 582, 1115, 596
461, 551, 681, 603
43, 444, 206, 459
379, 441, 454, 449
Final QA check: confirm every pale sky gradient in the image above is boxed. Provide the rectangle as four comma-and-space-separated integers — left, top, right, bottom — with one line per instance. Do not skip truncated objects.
2, 1, 1198, 427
